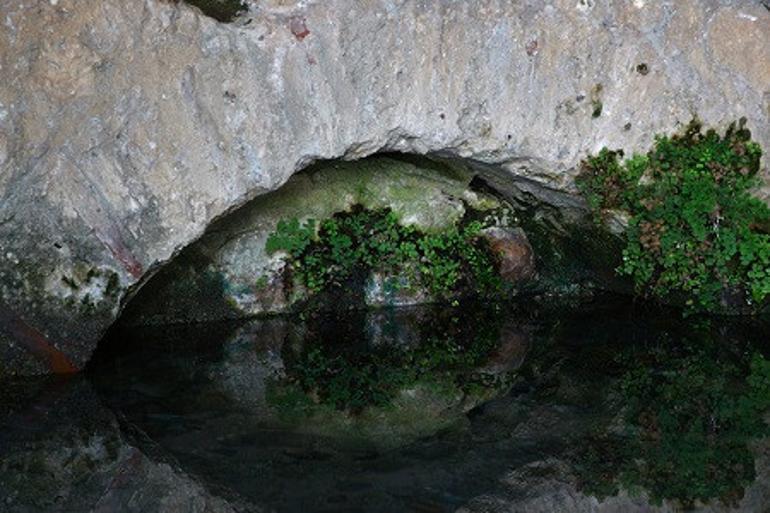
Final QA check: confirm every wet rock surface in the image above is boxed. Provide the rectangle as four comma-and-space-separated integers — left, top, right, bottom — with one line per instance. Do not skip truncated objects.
1, 0, 768, 375
481, 227, 537, 284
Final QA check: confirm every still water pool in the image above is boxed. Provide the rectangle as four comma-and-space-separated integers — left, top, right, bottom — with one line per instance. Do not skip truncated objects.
2, 297, 770, 512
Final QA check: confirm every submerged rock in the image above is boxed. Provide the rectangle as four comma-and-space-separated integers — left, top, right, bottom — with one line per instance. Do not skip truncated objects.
363, 270, 432, 308
91, 306, 531, 453
202, 308, 531, 451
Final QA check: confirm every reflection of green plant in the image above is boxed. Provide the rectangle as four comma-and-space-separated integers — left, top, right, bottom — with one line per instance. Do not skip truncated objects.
273, 309, 509, 412
577, 120, 768, 312
576, 327, 770, 506
266, 207, 502, 298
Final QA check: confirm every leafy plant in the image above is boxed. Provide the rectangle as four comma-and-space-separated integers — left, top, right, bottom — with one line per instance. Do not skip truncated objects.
265, 207, 503, 299
576, 119, 768, 312
265, 218, 316, 256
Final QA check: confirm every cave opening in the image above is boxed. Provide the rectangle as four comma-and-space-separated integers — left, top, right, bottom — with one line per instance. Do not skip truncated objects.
85, 151, 636, 466
101, 152, 625, 335
14, 152, 770, 513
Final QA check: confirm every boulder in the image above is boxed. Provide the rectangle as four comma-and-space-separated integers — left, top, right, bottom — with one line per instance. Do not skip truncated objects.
482, 227, 537, 284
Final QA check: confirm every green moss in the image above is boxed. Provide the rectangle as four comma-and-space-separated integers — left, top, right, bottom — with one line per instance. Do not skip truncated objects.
590, 83, 604, 118
255, 157, 479, 234
61, 275, 79, 290
266, 206, 503, 300
254, 275, 269, 290
576, 119, 768, 312
80, 294, 93, 309
105, 272, 120, 298
591, 101, 603, 118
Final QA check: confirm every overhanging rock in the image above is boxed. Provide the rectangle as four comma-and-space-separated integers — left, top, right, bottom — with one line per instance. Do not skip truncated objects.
0, 0, 768, 375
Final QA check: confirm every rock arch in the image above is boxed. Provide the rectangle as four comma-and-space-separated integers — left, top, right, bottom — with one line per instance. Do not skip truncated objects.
0, 0, 768, 375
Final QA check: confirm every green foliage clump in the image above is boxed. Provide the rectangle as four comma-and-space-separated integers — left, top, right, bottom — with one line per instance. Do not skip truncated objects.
265, 207, 502, 299
265, 218, 316, 256
576, 120, 769, 312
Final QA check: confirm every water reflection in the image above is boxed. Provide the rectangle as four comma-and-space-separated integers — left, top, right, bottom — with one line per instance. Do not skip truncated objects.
94, 307, 530, 452
2, 300, 770, 513
575, 321, 770, 507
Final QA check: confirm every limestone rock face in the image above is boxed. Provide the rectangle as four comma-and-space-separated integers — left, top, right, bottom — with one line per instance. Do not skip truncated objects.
0, 0, 768, 375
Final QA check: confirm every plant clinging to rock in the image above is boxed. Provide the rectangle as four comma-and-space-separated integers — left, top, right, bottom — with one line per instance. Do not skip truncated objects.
265, 206, 503, 300
577, 119, 768, 312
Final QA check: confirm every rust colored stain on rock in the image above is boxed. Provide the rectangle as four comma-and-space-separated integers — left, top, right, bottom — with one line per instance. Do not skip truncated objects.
482, 227, 536, 283
95, 225, 143, 279
290, 17, 310, 40
0, 303, 78, 374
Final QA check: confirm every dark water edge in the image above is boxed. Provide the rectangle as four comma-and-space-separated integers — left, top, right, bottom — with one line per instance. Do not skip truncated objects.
2, 296, 770, 513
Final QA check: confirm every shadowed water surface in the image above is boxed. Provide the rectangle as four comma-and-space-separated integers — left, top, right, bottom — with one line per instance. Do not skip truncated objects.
3, 298, 770, 512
